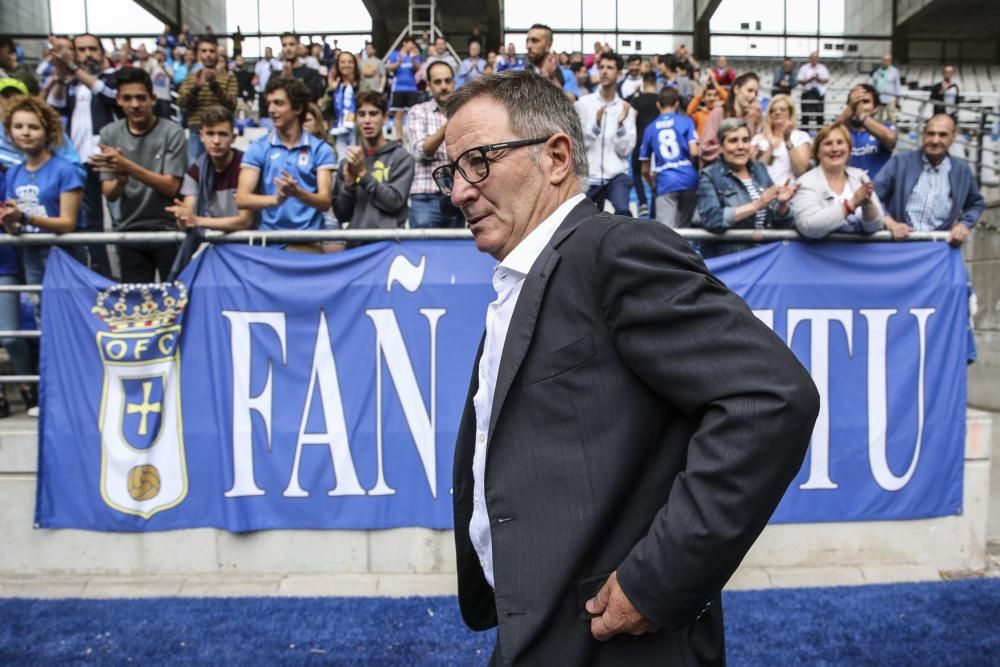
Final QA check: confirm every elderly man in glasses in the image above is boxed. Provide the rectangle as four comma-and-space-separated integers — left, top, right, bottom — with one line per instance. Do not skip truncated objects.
439, 70, 819, 666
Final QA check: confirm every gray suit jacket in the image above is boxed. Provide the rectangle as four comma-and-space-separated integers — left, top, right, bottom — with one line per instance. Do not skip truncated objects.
453, 199, 819, 666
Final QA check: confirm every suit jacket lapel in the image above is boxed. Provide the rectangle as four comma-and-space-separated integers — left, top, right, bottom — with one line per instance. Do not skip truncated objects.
487, 198, 599, 441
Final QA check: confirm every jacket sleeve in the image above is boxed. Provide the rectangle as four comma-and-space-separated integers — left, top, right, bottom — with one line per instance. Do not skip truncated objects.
957, 165, 986, 228
791, 172, 848, 238
358, 151, 415, 216
612, 102, 637, 158
332, 170, 357, 223
873, 154, 898, 217
596, 221, 819, 631
695, 169, 732, 231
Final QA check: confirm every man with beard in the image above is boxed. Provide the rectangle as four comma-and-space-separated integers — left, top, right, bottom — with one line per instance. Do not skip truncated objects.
619, 54, 643, 100
405, 61, 463, 228
333, 92, 414, 229
46, 33, 121, 277
524, 24, 579, 101
278, 32, 325, 102
177, 36, 238, 162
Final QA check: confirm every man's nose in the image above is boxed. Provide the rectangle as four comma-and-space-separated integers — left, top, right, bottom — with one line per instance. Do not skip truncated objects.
449, 173, 477, 209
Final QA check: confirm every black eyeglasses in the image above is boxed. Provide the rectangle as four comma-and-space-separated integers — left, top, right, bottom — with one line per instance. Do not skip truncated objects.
432, 136, 553, 196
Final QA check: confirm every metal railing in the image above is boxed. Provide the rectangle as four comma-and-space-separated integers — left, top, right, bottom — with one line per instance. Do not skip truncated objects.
0, 228, 954, 386
783, 89, 999, 190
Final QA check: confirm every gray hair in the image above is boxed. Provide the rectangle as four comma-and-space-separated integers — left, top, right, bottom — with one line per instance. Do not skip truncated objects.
444, 70, 589, 185
718, 117, 749, 143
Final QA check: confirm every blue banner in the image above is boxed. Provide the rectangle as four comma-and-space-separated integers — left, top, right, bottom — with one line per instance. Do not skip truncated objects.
35, 239, 969, 531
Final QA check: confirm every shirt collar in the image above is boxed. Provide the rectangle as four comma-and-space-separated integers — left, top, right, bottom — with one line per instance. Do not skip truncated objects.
921, 152, 951, 173
268, 130, 309, 149
499, 193, 585, 277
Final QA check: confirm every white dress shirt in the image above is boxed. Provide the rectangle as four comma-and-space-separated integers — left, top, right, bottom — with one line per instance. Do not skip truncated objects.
69, 83, 100, 163
797, 62, 830, 97
469, 193, 586, 588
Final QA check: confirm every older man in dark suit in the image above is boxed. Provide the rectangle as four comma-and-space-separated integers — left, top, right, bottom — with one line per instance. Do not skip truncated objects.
436, 70, 820, 666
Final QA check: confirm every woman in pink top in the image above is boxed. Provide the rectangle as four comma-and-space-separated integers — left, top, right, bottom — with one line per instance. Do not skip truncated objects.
699, 71, 762, 166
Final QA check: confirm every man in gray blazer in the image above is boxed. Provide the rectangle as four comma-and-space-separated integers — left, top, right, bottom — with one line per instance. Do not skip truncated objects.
437, 70, 820, 666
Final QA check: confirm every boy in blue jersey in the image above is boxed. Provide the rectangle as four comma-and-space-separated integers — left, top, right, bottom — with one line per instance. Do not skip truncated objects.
387, 36, 421, 142
639, 87, 699, 228
236, 77, 335, 242
838, 83, 896, 178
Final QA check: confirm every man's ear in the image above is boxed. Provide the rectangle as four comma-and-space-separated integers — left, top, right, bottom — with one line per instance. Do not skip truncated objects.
543, 133, 574, 186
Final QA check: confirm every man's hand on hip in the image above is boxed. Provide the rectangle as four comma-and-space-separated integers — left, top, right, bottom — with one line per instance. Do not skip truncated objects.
585, 571, 658, 641
948, 223, 970, 246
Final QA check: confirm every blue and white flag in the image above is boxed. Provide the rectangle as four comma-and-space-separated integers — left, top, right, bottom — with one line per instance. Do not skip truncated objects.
35, 239, 969, 531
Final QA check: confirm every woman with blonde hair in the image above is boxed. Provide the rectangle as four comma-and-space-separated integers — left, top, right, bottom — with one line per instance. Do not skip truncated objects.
791, 123, 884, 239
752, 94, 811, 185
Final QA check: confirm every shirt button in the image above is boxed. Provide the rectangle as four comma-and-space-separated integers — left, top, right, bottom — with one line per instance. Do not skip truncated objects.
474, 499, 479, 508
480, 559, 486, 568
478, 434, 486, 443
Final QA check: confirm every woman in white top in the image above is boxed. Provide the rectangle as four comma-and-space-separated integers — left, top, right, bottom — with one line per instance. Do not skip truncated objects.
791, 123, 884, 239
752, 94, 811, 185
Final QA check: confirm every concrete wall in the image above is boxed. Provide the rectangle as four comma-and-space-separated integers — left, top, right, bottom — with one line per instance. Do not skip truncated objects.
844, 0, 892, 58
967, 203, 1000, 412
0, 411, 990, 580
0, 0, 50, 35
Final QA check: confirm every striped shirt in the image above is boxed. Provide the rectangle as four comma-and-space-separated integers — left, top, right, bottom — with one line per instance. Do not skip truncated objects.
905, 155, 953, 231
404, 99, 449, 195
177, 69, 239, 129
740, 177, 768, 228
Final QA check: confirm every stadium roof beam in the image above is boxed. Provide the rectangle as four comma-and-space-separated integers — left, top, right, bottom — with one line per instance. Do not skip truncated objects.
691, 0, 724, 62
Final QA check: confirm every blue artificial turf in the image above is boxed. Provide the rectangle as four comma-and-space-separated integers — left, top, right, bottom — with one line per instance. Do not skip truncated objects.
1, 579, 998, 665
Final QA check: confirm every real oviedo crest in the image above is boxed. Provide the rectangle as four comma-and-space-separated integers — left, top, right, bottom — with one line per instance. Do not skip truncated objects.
91, 282, 189, 519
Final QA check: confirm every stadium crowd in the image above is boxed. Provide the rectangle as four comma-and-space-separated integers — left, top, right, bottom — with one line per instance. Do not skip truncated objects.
0, 24, 987, 415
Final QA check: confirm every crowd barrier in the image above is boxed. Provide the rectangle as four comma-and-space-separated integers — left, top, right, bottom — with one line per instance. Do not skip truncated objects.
0, 228, 953, 388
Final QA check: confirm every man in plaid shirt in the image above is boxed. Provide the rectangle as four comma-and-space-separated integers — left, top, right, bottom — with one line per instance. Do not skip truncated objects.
405, 60, 464, 228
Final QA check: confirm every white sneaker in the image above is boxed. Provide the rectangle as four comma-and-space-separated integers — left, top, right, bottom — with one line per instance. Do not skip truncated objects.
27, 406, 38, 418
